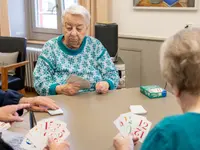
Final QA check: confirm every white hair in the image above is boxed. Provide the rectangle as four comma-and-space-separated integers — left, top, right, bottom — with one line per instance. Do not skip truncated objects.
62, 4, 90, 25
160, 27, 200, 94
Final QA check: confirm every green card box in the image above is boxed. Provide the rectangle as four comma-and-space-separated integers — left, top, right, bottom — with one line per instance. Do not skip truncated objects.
140, 85, 167, 99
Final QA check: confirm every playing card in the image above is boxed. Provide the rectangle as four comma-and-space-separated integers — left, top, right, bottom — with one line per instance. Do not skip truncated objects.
129, 105, 147, 114
67, 74, 90, 89
114, 113, 151, 143
25, 124, 44, 148
129, 117, 152, 143
48, 108, 64, 116
20, 137, 37, 150
117, 113, 146, 136
25, 118, 69, 150
0, 122, 11, 131
120, 112, 146, 125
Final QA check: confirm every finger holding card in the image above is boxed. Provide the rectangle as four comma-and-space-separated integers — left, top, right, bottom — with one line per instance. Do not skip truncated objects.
56, 83, 80, 96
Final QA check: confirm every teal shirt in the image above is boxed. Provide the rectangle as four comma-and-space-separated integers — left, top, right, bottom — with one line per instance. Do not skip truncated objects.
141, 113, 200, 150
33, 35, 119, 95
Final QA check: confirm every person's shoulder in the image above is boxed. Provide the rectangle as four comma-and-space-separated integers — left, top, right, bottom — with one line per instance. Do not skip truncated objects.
41, 36, 61, 55
155, 113, 192, 131
141, 114, 199, 150
86, 36, 102, 45
44, 36, 60, 47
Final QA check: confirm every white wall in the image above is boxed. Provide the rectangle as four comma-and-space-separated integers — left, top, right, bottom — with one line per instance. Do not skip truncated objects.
8, 0, 27, 37
112, 0, 200, 38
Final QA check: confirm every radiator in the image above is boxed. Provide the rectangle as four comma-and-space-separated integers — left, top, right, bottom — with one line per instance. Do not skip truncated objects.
25, 47, 42, 91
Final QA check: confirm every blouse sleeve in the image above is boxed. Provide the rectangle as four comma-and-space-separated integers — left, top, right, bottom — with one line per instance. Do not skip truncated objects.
141, 126, 173, 150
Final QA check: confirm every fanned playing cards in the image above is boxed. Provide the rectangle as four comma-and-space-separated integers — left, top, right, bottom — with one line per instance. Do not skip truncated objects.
114, 111, 152, 143
67, 74, 90, 89
20, 118, 70, 150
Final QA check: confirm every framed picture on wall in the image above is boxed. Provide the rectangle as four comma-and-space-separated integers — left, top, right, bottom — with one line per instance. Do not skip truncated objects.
133, 0, 198, 10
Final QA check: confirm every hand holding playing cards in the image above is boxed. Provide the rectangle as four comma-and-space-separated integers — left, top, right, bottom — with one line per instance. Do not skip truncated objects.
113, 133, 138, 150
56, 83, 80, 96
96, 81, 109, 94
0, 104, 30, 122
19, 96, 59, 112
44, 138, 70, 150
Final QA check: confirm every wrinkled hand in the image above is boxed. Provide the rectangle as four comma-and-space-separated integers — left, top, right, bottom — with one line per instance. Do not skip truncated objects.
56, 83, 80, 96
113, 133, 139, 150
0, 104, 30, 122
43, 138, 70, 150
20, 97, 59, 112
96, 81, 109, 94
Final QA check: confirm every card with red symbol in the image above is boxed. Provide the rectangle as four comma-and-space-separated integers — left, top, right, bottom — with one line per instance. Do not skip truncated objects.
21, 118, 70, 150
114, 112, 151, 143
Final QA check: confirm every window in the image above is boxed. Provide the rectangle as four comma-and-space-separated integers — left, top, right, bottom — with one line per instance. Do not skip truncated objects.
28, 0, 78, 41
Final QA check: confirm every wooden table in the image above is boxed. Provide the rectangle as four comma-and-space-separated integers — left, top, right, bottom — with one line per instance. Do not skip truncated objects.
33, 88, 181, 150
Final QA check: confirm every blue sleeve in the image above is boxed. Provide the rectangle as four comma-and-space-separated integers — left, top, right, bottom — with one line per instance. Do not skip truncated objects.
0, 89, 24, 116
95, 41, 120, 90
33, 41, 59, 96
141, 126, 172, 150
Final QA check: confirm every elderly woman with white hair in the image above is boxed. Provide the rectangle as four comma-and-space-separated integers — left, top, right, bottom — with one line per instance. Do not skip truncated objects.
33, 5, 119, 96
113, 28, 200, 150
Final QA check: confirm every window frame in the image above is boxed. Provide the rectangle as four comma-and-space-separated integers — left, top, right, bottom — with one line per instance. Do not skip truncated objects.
27, 0, 66, 41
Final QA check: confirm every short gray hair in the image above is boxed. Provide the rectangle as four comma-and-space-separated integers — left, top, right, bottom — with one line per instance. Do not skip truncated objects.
62, 4, 90, 25
160, 28, 200, 94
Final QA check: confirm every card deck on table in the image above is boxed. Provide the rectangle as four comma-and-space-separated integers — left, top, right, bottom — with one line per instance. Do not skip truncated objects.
129, 105, 147, 115
21, 118, 70, 150
114, 112, 152, 143
48, 108, 64, 116
67, 74, 90, 89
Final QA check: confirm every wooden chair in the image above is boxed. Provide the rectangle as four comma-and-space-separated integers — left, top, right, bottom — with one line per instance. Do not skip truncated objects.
0, 36, 29, 95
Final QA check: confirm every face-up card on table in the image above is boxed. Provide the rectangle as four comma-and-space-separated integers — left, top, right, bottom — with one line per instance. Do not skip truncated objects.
129, 105, 147, 115
48, 108, 64, 116
67, 75, 90, 89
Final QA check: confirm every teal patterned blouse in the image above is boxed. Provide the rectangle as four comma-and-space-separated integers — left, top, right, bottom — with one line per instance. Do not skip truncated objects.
33, 35, 119, 96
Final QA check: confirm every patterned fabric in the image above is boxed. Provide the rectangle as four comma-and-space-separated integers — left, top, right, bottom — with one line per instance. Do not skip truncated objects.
2, 130, 24, 150
33, 35, 119, 96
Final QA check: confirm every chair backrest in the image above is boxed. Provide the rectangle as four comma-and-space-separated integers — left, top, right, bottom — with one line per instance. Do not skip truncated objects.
0, 36, 27, 84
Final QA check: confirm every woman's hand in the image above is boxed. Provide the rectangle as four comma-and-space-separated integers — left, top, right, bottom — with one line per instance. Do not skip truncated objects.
0, 104, 30, 122
96, 81, 109, 94
113, 133, 139, 150
19, 97, 59, 112
43, 138, 70, 150
56, 83, 80, 96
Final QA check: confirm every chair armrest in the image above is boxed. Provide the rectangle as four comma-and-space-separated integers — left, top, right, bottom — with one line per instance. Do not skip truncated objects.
0, 61, 29, 91
1, 61, 29, 71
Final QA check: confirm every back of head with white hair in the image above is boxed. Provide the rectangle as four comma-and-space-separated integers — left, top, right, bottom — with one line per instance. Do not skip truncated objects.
160, 28, 200, 95
62, 4, 90, 25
